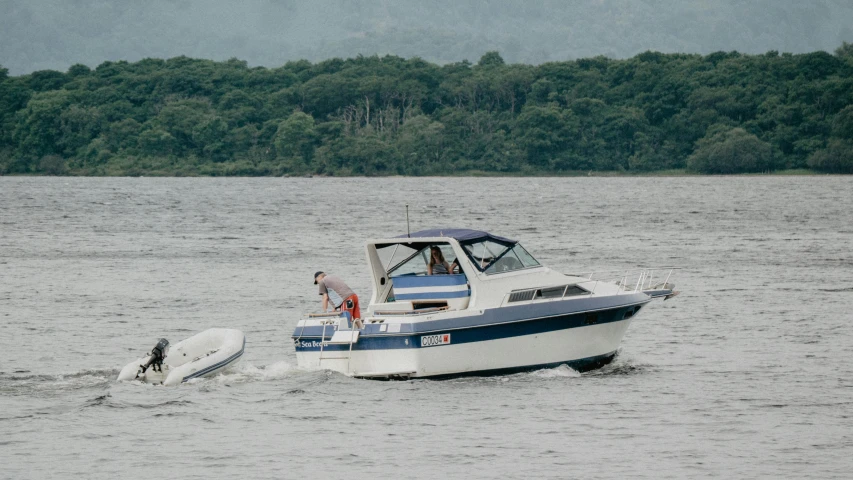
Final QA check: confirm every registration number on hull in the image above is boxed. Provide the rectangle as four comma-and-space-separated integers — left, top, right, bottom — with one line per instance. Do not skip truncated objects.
421, 334, 451, 347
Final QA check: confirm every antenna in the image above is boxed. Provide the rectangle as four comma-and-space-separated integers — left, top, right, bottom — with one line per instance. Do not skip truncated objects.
406, 204, 411, 237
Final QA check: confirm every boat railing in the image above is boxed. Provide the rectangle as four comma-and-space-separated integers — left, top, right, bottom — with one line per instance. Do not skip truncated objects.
568, 267, 681, 296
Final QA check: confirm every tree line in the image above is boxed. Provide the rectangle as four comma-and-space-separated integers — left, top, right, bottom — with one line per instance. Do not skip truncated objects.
1, 44, 852, 176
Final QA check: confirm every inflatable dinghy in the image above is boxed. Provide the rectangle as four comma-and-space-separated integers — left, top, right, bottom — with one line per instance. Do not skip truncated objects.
117, 328, 245, 385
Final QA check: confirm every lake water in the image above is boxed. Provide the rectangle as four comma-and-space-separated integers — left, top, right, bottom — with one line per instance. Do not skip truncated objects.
1, 176, 851, 479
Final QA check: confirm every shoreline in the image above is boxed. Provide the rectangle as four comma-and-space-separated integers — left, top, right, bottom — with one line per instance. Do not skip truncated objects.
1, 169, 840, 178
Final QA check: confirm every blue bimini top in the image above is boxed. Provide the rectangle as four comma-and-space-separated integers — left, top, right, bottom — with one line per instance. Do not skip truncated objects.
395, 228, 516, 245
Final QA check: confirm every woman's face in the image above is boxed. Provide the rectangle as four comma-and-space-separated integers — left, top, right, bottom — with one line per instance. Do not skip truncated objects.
431, 248, 440, 259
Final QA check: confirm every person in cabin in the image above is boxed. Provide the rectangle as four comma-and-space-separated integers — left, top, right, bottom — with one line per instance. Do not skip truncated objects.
449, 257, 461, 274
314, 271, 362, 328
427, 246, 451, 275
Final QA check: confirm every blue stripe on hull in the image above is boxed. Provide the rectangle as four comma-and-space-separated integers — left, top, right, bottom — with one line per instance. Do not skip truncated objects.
294, 306, 634, 352
392, 274, 468, 287
395, 290, 469, 300
293, 293, 650, 339
182, 337, 246, 382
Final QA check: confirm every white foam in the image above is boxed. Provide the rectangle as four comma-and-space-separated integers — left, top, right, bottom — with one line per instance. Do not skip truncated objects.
529, 364, 581, 378
237, 361, 298, 380
199, 360, 301, 385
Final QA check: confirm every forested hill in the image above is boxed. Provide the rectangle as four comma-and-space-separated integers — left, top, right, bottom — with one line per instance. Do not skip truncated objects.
2, 46, 853, 176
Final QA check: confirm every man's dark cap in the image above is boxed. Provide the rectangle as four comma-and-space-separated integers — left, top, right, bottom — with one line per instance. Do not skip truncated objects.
314, 271, 324, 284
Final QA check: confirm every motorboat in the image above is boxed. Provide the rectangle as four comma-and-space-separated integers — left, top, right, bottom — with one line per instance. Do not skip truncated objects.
117, 328, 245, 385
292, 229, 678, 379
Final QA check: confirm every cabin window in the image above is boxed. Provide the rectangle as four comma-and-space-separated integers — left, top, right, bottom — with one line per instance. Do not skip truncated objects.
412, 301, 448, 310
462, 240, 506, 270
382, 243, 459, 276
508, 290, 536, 302
378, 243, 419, 272
508, 284, 588, 303
535, 286, 565, 299
462, 241, 541, 274
509, 244, 540, 268
564, 285, 589, 297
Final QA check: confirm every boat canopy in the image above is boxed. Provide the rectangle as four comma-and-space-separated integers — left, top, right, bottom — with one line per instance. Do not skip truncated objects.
379, 228, 540, 274
394, 228, 516, 245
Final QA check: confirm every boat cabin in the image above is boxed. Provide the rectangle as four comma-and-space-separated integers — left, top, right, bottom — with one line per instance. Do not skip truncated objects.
364, 228, 545, 315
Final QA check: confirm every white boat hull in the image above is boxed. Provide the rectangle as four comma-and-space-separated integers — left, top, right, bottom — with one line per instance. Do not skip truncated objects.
295, 318, 632, 378
118, 328, 245, 385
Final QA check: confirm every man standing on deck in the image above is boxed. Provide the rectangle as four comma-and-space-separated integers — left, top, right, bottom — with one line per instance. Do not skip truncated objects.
314, 271, 362, 328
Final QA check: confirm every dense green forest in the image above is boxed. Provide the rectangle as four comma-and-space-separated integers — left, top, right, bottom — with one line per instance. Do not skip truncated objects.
2, 45, 853, 176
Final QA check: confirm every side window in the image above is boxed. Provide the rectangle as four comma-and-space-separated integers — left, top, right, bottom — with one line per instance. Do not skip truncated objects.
463, 240, 507, 270
483, 244, 540, 274
511, 244, 540, 268
435, 244, 458, 267
487, 254, 522, 273
388, 244, 457, 276
390, 249, 430, 276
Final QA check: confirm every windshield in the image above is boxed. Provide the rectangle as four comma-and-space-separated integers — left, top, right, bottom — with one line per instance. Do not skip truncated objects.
377, 240, 540, 275
380, 243, 459, 276
462, 241, 541, 274
377, 243, 418, 272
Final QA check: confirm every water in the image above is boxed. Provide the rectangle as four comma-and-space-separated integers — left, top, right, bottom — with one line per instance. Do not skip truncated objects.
1, 176, 851, 479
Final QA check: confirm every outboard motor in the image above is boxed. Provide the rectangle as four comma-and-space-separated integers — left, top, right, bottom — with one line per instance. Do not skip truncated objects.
137, 338, 170, 378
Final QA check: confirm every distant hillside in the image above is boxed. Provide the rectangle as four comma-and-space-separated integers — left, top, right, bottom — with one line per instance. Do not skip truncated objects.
2, 47, 852, 176
2, 0, 852, 75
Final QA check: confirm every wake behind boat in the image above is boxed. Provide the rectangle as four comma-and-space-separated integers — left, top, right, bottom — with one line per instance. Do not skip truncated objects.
118, 328, 245, 385
292, 228, 679, 379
